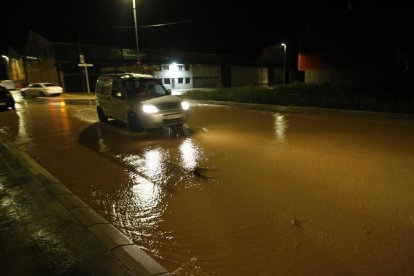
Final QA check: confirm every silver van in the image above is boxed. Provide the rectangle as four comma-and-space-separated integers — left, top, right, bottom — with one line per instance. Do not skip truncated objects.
95, 73, 189, 132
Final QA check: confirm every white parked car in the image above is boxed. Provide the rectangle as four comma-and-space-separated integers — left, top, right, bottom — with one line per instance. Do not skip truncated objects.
20, 82, 63, 97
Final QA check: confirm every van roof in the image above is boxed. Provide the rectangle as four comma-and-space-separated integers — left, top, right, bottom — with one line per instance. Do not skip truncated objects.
99, 73, 154, 79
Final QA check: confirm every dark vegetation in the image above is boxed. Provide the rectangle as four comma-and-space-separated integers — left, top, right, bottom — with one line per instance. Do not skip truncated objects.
181, 82, 414, 113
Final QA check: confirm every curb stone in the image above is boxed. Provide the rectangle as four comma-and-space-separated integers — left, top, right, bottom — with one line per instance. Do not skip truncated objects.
192, 100, 414, 123
0, 139, 170, 276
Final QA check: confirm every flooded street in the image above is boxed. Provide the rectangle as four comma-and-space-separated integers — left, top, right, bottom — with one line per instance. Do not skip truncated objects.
1, 95, 414, 275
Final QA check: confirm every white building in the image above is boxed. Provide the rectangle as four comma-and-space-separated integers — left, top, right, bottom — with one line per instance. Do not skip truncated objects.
19, 31, 279, 92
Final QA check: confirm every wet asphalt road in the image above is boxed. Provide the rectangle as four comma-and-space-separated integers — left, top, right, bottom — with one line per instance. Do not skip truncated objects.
1, 93, 414, 275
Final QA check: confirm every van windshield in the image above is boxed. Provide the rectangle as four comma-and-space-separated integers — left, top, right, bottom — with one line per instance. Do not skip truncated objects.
124, 78, 168, 98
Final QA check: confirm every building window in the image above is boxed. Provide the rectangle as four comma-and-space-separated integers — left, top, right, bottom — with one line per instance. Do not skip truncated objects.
178, 65, 184, 71
184, 64, 190, 71
185, 78, 191, 84
162, 65, 169, 71
178, 78, 183, 84
164, 78, 170, 84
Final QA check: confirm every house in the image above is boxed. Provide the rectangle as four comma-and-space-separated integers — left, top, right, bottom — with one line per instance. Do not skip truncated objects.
15, 31, 282, 93
1, 47, 25, 88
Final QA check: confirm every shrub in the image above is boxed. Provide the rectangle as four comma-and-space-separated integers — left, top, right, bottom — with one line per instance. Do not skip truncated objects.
180, 84, 414, 113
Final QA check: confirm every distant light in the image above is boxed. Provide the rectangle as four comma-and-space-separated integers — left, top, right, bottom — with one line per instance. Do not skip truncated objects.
169, 62, 178, 73
281, 43, 286, 48
1, 55, 9, 63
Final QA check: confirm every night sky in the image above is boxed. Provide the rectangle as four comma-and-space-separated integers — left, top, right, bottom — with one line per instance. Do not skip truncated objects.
1, 1, 411, 57
2, 0, 353, 56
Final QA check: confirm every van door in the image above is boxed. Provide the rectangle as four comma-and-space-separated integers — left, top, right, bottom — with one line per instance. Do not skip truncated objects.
110, 79, 128, 122
98, 79, 113, 117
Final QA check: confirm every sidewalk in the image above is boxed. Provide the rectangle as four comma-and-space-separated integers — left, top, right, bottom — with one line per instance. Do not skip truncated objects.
0, 139, 169, 275
61, 92, 96, 100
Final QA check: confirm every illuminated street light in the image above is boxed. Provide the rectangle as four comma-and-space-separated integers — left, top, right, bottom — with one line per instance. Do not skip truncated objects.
1, 55, 10, 80
1, 55, 9, 64
281, 43, 286, 84
132, 0, 140, 64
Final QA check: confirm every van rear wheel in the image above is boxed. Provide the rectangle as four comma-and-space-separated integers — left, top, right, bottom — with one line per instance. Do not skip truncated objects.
127, 112, 143, 132
97, 106, 108, 122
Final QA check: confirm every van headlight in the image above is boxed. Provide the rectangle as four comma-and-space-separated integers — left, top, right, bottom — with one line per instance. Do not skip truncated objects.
143, 104, 159, 113
181, 101, 190, 110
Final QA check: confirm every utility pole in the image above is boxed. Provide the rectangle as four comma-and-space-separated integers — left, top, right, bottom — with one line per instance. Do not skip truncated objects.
132, 0, 140, 64
78, 55, 93, 94
281, 43, 287, 85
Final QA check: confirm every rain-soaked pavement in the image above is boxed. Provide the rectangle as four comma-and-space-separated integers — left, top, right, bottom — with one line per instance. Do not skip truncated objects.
1, 93, 414, 275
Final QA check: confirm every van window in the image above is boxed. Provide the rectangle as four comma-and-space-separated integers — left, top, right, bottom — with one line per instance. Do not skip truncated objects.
101, 79, 112, 96
95, 79, 105, 94
111, 80, 125, 98
124, 78, 168, 98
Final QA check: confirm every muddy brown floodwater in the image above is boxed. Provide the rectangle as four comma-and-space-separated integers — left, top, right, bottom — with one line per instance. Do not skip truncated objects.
1, 96, 414, 275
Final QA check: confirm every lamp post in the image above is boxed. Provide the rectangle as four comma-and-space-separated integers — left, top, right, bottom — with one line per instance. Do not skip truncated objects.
1, 55, 9, 79
281, 43, 286, 84
132, 0, 140, 64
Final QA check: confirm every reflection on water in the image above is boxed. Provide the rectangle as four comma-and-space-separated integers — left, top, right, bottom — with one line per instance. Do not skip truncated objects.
144, 148, 166, 180
17, 109, 28, 142
110, 134, 209, 247
115, 136, 209, 192
78, 120, 212, 262
273, 113, 287, 141
180, 138, 202, 170
48, 100, 71, 134
96, 125, 109, 153
11, 99, 72, 147
120, 147, 169, 184
0, 109, 20, 139
131, 173, 163, 215
111, 170, 168, 256
7, 100, 414, 275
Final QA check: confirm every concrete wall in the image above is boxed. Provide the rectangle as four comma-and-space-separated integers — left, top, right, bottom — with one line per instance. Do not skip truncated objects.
8, 57, 26, 88
191, 65, 221, 88
304, 67, 391, 87
231, 66, 267, 87
26, 58, 60, 86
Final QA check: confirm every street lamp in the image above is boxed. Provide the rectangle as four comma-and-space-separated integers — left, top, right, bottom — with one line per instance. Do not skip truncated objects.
281, 43, 286, 84
1, 55, 9, 79
132, 0, 140, 64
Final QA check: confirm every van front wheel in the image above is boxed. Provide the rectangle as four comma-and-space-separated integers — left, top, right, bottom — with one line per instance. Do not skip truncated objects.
97, 106, 108, 122
128, 112, 143, 132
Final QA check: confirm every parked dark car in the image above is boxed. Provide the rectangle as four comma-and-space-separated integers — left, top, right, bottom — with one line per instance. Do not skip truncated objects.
0, 85, 15, 110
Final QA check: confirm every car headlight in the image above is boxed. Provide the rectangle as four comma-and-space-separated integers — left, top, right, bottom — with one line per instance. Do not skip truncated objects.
181, 101, 190, 110
143, 104, 159, 113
